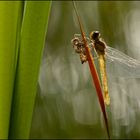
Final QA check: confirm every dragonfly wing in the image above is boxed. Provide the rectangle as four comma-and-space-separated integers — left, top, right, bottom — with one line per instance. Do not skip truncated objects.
106, 46, 140, 78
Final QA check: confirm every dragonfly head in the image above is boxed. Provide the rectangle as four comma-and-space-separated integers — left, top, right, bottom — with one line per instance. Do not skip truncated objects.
90, 31, 100, 41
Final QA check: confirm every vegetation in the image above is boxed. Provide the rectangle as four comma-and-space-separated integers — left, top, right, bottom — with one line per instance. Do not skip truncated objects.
0, 1, 51, 139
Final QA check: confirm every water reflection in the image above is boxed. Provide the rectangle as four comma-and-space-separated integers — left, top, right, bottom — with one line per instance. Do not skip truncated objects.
30, 1, 140, 139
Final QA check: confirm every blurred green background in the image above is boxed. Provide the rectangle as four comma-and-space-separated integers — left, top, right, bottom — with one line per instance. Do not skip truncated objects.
30, 1, 140, 139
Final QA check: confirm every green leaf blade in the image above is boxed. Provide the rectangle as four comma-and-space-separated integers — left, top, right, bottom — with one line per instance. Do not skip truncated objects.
9, 1, 51, 139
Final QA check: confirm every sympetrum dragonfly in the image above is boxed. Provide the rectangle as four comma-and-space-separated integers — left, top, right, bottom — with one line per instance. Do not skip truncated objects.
71, 31, 140, 105
72, 31, 110, 106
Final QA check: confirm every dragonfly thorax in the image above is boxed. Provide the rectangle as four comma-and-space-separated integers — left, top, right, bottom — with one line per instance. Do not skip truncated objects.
90, 31, 106, 55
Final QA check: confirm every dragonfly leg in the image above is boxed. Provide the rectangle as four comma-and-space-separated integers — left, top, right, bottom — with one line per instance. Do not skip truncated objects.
89, 42, 99, 60
94, 48, 98, 58
93, 49, 99, 60
85, 37, 91, 42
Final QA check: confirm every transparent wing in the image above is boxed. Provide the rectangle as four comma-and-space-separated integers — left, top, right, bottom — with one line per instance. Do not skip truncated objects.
105, 46, 140, 78
72, 34, 140, 78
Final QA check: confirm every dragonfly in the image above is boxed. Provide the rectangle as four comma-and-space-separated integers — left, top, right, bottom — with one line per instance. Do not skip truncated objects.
72, 31, 110, 106
72, 31, 140, 102
71, 1, 110, 139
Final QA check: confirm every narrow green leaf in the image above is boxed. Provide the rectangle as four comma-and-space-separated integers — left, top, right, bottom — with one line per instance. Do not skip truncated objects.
9, 1, 51, 139
0, 1, 23, 139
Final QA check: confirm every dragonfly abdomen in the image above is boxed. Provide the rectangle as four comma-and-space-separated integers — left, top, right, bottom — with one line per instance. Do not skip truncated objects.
99, 55, 110, 105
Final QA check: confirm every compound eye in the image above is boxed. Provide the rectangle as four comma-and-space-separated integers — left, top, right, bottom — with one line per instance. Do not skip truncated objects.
94, 31, 99, 34
90, 31, 100, 40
